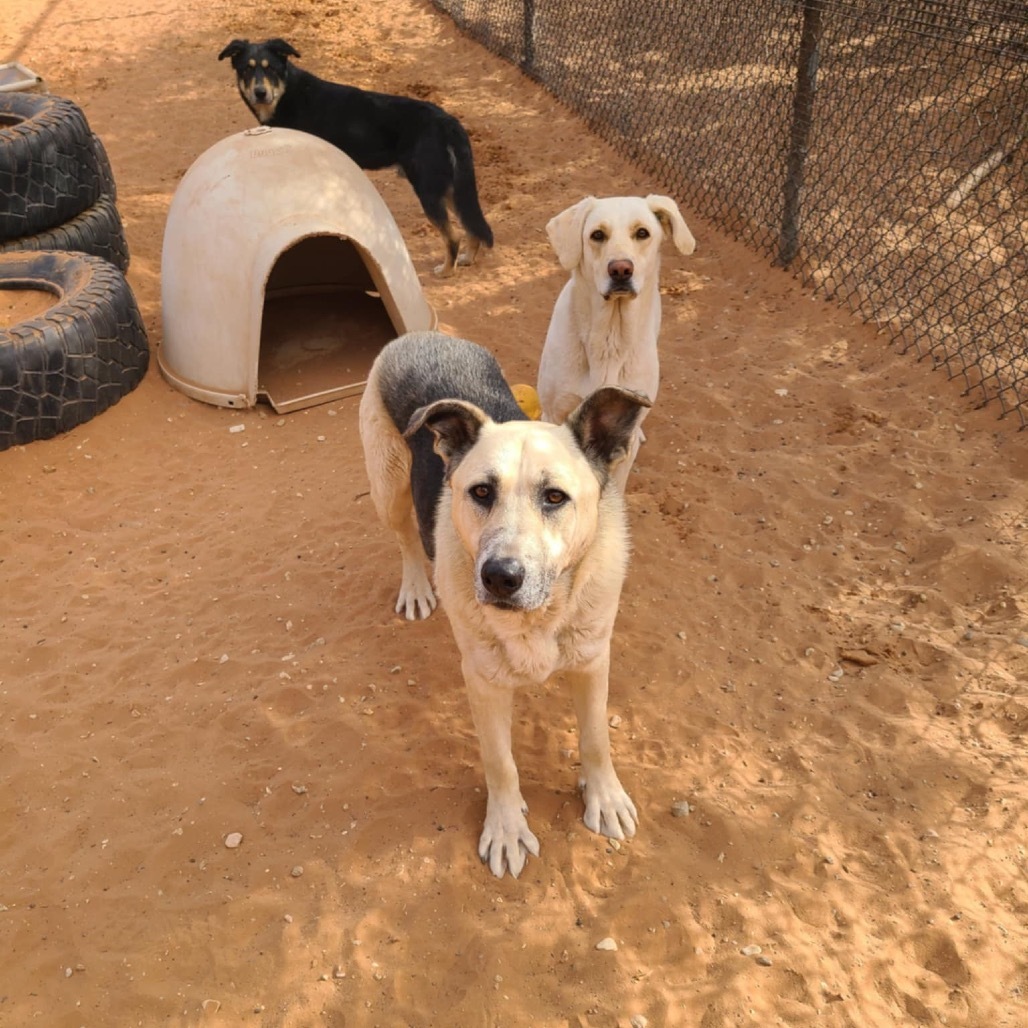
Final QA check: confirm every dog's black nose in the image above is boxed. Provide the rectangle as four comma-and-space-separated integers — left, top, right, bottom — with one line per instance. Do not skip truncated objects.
608, 259, 634, 283
254, 85, 268, 102
481, 557, 524, 600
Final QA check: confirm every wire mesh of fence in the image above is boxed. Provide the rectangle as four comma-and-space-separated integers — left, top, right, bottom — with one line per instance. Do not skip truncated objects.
433, 0, 1028, 425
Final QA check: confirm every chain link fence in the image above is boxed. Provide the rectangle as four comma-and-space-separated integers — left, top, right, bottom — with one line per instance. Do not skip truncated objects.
433, 0, 1028, 425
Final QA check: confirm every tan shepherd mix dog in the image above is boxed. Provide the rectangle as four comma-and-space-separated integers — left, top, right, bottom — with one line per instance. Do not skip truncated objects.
359, 331, 649, 878
537, 195, 695, 490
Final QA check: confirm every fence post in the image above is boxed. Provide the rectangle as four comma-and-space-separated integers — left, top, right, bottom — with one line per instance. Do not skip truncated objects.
522, 0, 535, 73
778, 0, 825, 268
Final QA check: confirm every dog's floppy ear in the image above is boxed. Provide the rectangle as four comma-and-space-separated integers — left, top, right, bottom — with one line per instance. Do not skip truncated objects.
546, 197, 596, 271
218, 39, 248, 62
646, 194, 696, 255
405, 399, 489, 469
266, 38, 301, 60
566, 387, 651, 472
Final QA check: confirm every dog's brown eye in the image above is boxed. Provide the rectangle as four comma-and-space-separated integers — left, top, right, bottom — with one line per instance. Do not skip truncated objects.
634, 227, 650, 240
589, 229, 606, 243
544, 489, 569, 508
470, 483, 494, 506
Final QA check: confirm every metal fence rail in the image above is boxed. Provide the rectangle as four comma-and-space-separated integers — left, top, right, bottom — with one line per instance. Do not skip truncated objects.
433, 0, 1028, 424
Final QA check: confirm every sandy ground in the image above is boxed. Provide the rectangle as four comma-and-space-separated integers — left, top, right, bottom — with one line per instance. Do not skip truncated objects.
2, 0, 1027, 1025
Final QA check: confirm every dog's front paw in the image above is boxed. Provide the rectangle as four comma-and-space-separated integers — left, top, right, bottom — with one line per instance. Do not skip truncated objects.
580, 774, 638, 840
396, 566, 437, 620
478, 799, 540, 879
432, 261, 456, 278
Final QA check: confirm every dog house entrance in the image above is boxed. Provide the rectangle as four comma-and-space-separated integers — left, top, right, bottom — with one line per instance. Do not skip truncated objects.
256, 234, 397, 414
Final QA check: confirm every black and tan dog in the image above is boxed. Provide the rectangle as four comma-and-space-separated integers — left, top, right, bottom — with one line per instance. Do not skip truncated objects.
359, 331, 650, 878
218, 37, 494, 276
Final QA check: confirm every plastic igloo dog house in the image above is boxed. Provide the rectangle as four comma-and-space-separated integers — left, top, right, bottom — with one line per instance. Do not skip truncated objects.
160, 126, 436, 413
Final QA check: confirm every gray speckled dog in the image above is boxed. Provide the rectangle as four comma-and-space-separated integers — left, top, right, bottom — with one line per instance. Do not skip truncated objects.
358, 331, 649, 878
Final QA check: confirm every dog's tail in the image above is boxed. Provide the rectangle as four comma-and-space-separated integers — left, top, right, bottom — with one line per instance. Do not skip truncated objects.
445, 119, 494, 249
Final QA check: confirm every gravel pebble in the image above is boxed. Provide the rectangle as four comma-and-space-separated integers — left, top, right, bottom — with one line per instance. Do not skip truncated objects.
595, 937, 618, 951
224, 832, 243, 849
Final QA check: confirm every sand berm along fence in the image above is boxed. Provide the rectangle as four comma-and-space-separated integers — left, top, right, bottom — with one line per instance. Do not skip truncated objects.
433, 0, 1027, 426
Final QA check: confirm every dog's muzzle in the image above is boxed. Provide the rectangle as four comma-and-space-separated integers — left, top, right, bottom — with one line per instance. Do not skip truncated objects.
480, 556, 525, 607
242, 75, 281, 123
604, 258, 637, 300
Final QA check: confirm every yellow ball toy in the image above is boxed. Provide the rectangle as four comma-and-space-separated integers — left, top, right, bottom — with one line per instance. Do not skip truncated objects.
510, 383, 542, 420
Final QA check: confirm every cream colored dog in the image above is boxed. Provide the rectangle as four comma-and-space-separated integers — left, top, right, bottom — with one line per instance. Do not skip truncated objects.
359, 331, 649, 878
537, 195, 695, 490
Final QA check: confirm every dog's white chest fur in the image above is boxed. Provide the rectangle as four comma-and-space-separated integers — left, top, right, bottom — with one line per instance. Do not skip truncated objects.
439, 559, 612, 688
575, 282, 661, 389
487, 623, 562, 683
469, 610, 607, 687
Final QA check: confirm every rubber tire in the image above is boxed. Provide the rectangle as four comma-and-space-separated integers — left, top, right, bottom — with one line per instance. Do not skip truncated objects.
0, 194, 130, 271
91, 132, 117, 202
0, 251, 149, 450
0, 92, 107, 242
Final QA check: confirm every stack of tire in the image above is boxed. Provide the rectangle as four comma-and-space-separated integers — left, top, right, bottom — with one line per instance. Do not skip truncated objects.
0, 90, 149, 451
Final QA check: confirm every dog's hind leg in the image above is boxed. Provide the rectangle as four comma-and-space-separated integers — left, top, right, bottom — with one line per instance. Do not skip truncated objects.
358, 386, 437, 620
446, 118, 494, 264
425, 199, 461, 278
404, 154, 461, 277
457, 234, 481, 269
383, 475, 437, 620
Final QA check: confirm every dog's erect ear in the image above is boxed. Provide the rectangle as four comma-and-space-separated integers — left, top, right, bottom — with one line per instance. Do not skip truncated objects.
266, 38, 301, 61
405, 399, 489, 469
566, 387, 651, 471
218, 39, 248, 62
646, 194, 696, 255
546, 197, 596, 271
